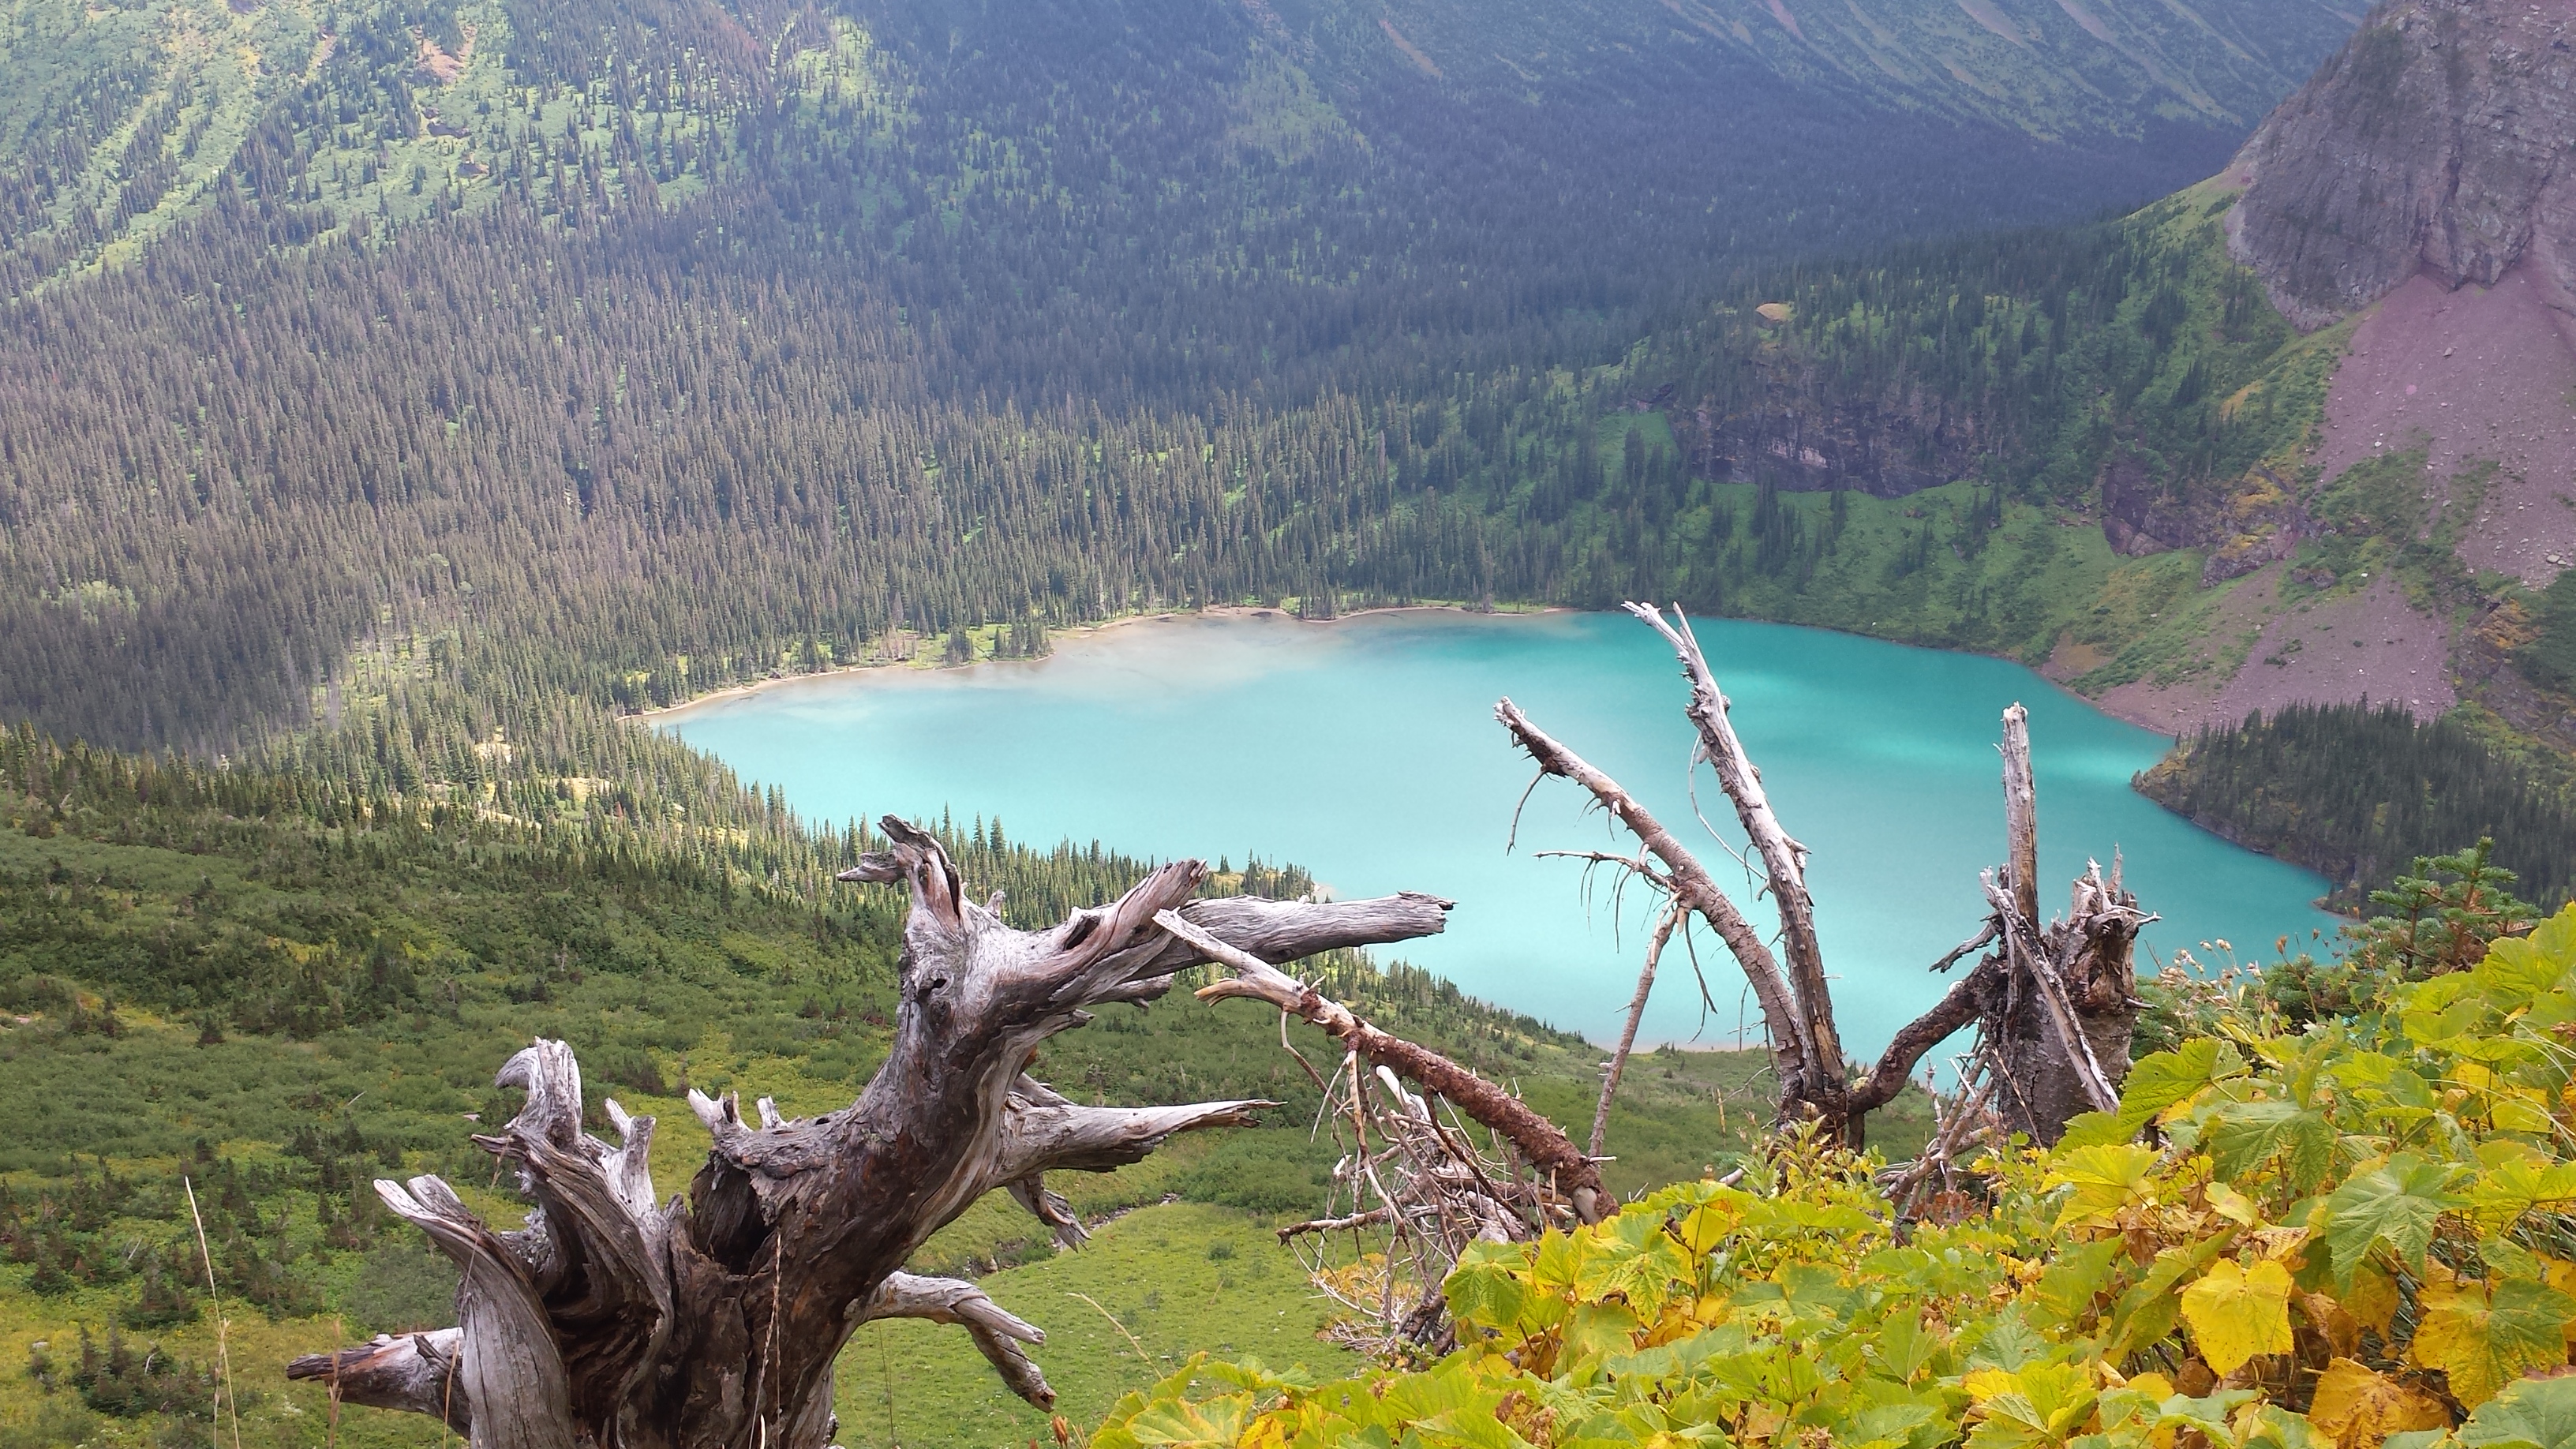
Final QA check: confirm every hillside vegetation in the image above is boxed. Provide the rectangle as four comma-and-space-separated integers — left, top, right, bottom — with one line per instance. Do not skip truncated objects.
2140, 707, 2576, 911
0, 169, 2339, 752
0, 724, 1848, 1444
0, 0, 2358, 756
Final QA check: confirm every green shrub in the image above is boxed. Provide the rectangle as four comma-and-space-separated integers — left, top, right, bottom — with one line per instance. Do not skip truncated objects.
1101, 903, 2576, 1449
1177, 1133, 1335, 1215
341, 1238, 461, 1336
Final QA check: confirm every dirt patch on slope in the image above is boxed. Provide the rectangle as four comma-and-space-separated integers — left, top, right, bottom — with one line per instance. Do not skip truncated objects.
2092, 572, 2451, 735
2080, 566, 2285, 732
2314, 264, 2576, 584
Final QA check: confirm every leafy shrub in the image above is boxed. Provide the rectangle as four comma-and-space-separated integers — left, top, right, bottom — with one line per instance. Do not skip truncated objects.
1178, 1133, 1335, 1215
342, 1238, 461, 1336
1099, 905, 2576, 1449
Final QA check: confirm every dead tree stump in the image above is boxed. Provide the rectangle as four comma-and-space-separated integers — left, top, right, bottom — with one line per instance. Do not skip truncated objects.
288, 818, 1452, 1448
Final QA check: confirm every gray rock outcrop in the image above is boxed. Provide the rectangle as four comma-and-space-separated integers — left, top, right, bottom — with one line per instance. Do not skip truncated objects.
2230, 0, 2576, 329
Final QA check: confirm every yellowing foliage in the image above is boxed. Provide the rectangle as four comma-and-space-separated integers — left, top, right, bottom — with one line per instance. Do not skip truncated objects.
1094, 908, 2576, 1449
2183, 1260, 2297, 1376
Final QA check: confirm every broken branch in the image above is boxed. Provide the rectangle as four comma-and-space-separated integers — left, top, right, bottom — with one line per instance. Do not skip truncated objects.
1162, 908, 1609, 1224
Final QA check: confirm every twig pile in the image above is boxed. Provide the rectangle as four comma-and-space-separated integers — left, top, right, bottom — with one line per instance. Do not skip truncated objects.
1275, 1050, 1579, 1356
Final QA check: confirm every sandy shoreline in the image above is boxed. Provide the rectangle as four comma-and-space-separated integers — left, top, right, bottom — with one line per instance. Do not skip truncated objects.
635, 599, 2204, 747
638, 603, 1564, 722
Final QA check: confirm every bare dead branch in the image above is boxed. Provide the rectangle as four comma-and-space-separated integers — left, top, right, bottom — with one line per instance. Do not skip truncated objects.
1591, 904, 1683, 1159
1275, 1208, 1393, 1242
1930, 919, 2001, 975
856, 1273, 1054, 1410
1163, 908, 1608, 1226
1624, 603, 1844, 1088
1492, 696, 1816, 1106
2001, 704, 2041, 928
1848, 953, 2004, 1114
286, 1331, 469, 1432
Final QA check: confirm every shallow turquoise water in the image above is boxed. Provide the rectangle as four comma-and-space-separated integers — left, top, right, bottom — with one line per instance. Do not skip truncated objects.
662, 610, 2339, 1054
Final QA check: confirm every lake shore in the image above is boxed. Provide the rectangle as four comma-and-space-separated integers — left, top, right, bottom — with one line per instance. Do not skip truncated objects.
639, 601, 1569, 722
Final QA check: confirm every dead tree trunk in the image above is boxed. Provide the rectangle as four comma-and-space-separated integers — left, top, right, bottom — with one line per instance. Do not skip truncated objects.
289, 818, 1454, 1448
1508, 605, 2151, 1150
1852, 709, 2151, 1156
1974, 705, 2144, 1140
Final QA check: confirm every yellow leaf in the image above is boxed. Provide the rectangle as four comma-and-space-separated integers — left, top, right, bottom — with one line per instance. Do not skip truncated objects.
1963, 1368, 2025, 1405
2181, 1258, 2296, 1376
2307, 1357, 2451, 1449
2046, 1144, 2163, 1230
1675, 1202, 1735, 1255
2302, 1293, 2363, 1359
2207, 1181, 2265, 1226
2346, 1261, 2402, 1335
2409, 1275, 2576, 1406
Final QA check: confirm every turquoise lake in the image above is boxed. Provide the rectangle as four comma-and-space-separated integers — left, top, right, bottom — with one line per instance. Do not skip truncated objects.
661, 609, 2339, 1055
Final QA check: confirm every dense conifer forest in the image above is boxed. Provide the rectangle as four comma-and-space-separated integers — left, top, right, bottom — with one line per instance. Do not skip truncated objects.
2137, 704, 2576, 912
0, 184, 2341, 755
0, 0, 2357, 755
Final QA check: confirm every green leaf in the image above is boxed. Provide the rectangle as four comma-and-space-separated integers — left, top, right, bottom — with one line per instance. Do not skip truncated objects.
2410, 1275, 2576, 1406
1866, 1312, 1947, 1386
2204, 1099, 2334, 1192
2473, 912, 2576, 1017
2469, 1155, 2576, 1232
1962, 1361, 2099, 1449
2062, 1039, 2227, 1148
2046, 1143, 2164, 1228
2323, 1155, 2465, 1283
2462, 1374, 2576, 1449
1446, 1258, 1534, 1335
2025, 1238, 2125, 1332
1730, 1263, 1852, 1324
1965, 1308, 2050, 1372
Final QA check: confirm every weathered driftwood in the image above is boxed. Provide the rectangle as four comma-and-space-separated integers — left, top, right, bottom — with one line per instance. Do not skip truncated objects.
288, 816, 1451, 1448
1623, 604, 1848, 1096
1877, 714, 2152, 1201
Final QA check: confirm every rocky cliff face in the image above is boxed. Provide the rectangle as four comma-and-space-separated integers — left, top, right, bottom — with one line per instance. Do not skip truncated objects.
2230, 0, 2576, 329
1681, 385, 1988, 498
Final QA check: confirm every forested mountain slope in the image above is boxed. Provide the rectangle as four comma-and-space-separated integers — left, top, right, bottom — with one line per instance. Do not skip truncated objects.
0, 0, 2358, 755
0, 0, 2355, 305
1586, 0, 2576, 904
